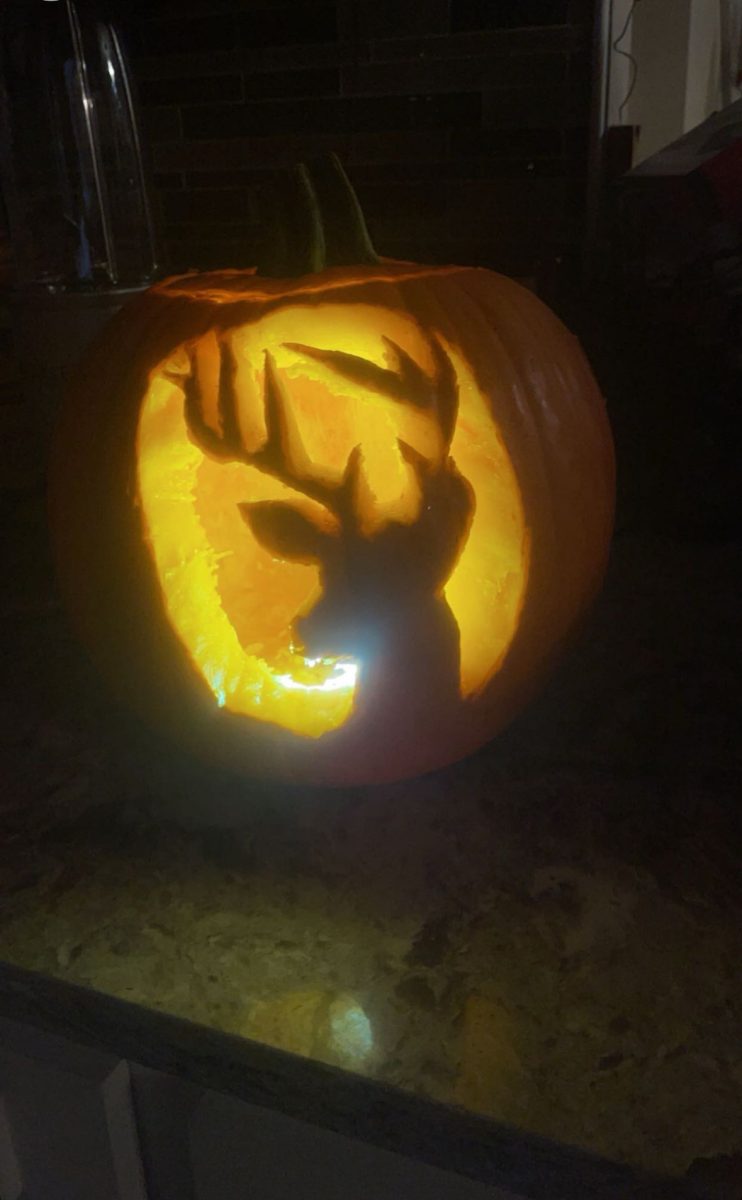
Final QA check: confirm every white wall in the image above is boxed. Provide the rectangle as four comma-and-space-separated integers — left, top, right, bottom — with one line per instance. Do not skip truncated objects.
629, 0, 693, 164
685, 0, 723, 131
603, 0, 637, 128
602, 0, 727, 166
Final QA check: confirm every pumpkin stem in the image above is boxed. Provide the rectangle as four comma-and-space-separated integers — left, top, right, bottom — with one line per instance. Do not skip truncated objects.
254, 164, 326, 278
256, 153, 379, 278
305, 153, 380, 269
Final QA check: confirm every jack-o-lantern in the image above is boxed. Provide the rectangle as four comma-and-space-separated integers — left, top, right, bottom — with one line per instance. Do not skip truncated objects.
49, 156, 614, 786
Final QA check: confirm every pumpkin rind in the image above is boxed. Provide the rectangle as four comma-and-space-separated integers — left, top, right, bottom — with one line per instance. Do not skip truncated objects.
49, 260, 614, 786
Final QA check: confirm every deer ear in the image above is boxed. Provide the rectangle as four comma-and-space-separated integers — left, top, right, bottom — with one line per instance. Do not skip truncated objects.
239, 501, 329, 564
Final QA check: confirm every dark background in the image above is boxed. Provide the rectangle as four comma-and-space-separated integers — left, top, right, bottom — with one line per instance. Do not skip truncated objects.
122, 0, 595, 280
0, 5, 741, 1186
119, 0, 741, 544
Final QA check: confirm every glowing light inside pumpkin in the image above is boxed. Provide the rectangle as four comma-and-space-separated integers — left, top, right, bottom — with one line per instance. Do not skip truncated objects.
275, 659, 358, 693
136, 303, 529, 739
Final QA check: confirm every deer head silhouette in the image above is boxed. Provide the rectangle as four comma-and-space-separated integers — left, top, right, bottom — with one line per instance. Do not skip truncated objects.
182, 329, 475, 722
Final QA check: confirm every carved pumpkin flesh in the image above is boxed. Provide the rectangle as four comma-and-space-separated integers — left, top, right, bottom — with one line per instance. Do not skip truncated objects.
50, 158, 614, 785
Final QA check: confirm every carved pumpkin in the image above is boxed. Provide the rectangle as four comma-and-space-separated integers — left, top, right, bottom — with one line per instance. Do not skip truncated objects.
50, 156, 614, 786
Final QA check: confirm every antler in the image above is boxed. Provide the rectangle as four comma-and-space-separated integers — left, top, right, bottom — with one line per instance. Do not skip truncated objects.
180, 332, 360, 522
284, 334, 460, 460
179, 328, 460, 531
180, 334, 241, 462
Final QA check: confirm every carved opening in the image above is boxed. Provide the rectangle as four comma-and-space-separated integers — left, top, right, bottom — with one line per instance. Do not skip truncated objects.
137, 304, 529, 738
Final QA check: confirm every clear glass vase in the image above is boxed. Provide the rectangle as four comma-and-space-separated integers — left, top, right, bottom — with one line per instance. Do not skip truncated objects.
0, 0, 158, 291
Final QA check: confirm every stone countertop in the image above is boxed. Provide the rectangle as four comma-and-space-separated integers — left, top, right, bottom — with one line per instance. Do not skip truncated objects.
0, 483, 741, 1189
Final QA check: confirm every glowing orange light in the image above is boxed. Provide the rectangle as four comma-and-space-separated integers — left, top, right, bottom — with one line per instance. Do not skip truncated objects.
136, 303, 529, 739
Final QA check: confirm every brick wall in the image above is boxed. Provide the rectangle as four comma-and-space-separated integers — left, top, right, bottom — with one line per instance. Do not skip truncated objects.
128, 0, 596, 279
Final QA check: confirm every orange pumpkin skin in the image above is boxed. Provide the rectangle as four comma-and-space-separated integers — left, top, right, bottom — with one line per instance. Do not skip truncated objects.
49, 260, 614, 786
